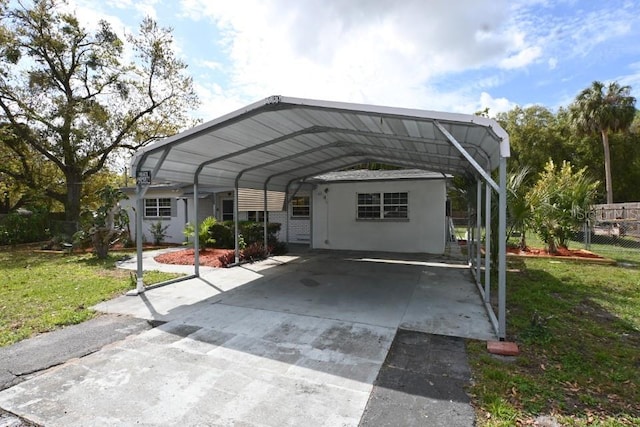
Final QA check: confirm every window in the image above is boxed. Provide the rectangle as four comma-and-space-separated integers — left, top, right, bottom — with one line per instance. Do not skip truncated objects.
247, 211, 266, 222
144, 198, 172, 218
383, 192, 408, 218
291, 196, 310, 218
357, 192, 408, 220
222, 199, 234, 221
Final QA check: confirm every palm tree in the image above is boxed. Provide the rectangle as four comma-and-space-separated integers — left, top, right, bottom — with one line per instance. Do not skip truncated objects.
569, 81, 636, 204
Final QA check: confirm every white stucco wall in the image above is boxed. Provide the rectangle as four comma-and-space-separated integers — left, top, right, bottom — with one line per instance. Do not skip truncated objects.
311, 179, 446, 253
121, 191, 214, 244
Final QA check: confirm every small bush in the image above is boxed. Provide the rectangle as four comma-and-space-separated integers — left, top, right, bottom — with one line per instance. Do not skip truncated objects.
210, 223, 234, 248
527, 160, 598, 253
148, 221, 170, 245
239, 221, 281, 246
241, 242, 267, 262
183, 216, 217, 247
0, 208, 51, 245
268, 241, 288, 256
184, 219, 282, 252
217, 251, 235, 268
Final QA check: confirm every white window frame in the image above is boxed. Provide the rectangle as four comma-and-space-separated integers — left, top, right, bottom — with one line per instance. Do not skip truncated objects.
291, 195, 310, 218
357, 191, 408, 220
144, 198, 172, 218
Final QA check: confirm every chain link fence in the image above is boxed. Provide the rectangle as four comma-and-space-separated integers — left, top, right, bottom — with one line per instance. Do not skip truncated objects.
447, 203, 640, 261
576, 203, 640, 260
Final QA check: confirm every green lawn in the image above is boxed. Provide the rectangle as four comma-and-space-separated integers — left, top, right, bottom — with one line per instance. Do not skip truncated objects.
0, 246, 182, 347
468, 241, 640, 425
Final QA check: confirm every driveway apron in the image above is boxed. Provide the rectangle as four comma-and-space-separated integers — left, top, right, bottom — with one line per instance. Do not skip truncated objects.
0, 249, 494, 426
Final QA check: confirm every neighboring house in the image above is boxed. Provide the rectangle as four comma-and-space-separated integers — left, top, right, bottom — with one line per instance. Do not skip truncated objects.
121, 169, 448, 253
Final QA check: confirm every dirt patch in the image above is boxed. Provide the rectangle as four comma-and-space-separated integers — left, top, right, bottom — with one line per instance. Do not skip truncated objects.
154, 248, 234, 268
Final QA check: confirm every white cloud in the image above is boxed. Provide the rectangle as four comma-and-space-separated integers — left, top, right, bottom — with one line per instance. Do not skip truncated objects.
618, 63, 640, 100
12, 0, 640, 121
197, 60, 224, 71
178, 0, 541, 113
499, 46, 542, 69
106, 0, 159, 19
478, 92, 518, 115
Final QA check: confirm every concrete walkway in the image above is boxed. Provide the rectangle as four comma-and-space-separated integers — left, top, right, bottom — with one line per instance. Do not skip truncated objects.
0, 247, 493, 426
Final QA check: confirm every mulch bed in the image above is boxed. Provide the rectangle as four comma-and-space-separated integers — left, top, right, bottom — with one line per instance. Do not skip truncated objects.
154, 248, 234, 268
507, 246, 604, 259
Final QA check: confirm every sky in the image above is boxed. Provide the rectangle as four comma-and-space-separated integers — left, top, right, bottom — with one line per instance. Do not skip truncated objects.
66, 0, 640, 120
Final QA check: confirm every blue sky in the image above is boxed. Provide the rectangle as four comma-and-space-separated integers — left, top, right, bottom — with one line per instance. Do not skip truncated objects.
68, 0, 640, 119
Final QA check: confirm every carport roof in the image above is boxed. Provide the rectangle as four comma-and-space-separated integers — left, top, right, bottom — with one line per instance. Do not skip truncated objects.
131, 95, 510, 191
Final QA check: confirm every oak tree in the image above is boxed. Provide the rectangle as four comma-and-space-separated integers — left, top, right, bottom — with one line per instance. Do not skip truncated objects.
0, 0, 198, 222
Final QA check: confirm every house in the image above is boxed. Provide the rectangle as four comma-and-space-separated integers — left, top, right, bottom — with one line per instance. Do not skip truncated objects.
122, 169, 448, 253
120, 185, 290, 245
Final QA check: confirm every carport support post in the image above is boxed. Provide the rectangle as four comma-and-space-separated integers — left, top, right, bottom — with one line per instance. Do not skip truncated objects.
466, 206, 471, 265
263, 186, 268, 250
193, 177, 200, 277
134, 183, 146, 294
498, 156, 507, 339
284, 183, 290, 243
476, 180, 482, 282
234, 184, 240, 264
484, 181, 492, 302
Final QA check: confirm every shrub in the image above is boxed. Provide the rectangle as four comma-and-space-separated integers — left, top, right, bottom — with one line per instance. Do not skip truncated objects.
527, 160, 599, 253
185, 219, 282, 250
268, 241, 288, 256
183, 216, 217, 248
209, 223, 234, 248
148, 221, 170, 245
81, 186, 129, 259
217, 251, 235, 268
0, 208, 51, 245
239, 221, 281, 246
241, 242, 267, 262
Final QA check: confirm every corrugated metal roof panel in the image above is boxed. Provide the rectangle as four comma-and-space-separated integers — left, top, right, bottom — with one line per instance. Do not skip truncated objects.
131, 96, 509, 191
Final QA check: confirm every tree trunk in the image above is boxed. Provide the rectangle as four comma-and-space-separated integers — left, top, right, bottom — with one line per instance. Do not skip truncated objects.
64, 171, 83, 224
601, 130, 614, 204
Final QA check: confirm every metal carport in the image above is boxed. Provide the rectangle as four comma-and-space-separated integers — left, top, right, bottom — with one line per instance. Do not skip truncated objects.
129, 95, 510, 339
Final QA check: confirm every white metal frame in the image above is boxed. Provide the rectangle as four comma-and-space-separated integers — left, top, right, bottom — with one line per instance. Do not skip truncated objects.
131, 96, 510, 339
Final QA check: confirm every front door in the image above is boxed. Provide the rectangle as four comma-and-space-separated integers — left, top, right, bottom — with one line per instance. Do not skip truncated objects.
222, 199, 234, 221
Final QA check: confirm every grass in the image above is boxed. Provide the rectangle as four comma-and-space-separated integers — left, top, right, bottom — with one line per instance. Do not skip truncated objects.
467, 237, 640, 426
0, 245, 183, 347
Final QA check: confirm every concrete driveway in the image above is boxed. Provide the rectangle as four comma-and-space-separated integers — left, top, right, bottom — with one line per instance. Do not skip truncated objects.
0, 248, 494, 426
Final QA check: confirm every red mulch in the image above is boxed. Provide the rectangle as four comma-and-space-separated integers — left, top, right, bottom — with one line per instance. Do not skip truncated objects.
506, 246, 603, 259
154, 248, 234, 268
